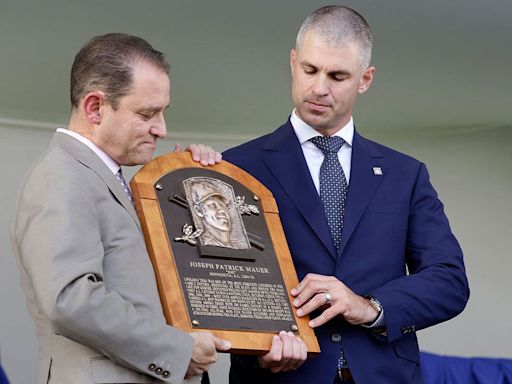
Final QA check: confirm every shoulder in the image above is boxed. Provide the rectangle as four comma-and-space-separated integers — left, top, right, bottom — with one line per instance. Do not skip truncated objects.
356, 133, 424, 170
223, 121, 292, 163
16, 143, 102, 216
25, 145, 88, 188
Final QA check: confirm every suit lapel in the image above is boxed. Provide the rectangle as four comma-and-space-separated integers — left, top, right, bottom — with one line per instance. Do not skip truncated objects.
262, 122, 337, 259
341, 132, 384, 251
52, 133, 141, 231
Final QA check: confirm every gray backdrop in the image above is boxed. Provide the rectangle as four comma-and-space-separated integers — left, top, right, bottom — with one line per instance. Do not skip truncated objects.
1, 1, 511, 383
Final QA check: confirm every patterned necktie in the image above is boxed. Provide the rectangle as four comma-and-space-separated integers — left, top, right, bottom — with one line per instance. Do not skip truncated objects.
310, 136, 348, 253
310, 135, 349, 370
116, 169, 134, 205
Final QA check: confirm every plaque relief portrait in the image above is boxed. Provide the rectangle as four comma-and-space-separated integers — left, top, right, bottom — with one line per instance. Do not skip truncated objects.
183, 177, 251, 249
130, 153, 320, 353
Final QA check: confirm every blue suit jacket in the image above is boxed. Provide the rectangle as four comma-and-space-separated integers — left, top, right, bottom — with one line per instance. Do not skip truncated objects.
223, 120, 469, 384
0, 365, 9, 384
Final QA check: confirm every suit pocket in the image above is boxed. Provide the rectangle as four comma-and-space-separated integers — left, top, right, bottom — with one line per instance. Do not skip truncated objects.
393, 336, 420, 364
91, 357, 156, 383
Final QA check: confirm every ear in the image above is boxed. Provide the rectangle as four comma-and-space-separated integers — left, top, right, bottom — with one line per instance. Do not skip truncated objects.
194, 204, 204, 218
290, 48, 297, 75
358, 66, 376, 94
82, 91, 107, 125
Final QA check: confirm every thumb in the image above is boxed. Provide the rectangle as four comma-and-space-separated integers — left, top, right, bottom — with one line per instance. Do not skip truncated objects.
212, 336, 231, 351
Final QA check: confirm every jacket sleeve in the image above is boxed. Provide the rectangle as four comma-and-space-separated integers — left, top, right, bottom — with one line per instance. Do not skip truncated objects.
12, 153, 194, 383
370, 163, 469, 342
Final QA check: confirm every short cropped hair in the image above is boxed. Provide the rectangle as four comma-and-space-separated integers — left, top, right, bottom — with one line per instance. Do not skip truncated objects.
296, 6, 373, 69
70, 33, 170, 109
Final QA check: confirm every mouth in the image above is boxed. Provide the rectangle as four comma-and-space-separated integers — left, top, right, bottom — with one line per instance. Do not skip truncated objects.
305, 100, 330, 112
143, 141, 157, 149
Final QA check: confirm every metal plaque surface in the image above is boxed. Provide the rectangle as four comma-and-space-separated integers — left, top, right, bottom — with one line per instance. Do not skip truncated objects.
156, 168, 295, 332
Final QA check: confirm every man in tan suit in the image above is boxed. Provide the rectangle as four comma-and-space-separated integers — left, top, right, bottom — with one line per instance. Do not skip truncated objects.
11, 33, 230, 384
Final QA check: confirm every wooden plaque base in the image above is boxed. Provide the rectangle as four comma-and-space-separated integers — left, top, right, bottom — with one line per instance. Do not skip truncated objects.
130, 152, 320, 355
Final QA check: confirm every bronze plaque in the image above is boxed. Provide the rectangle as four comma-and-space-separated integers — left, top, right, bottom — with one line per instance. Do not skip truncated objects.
130, 152, 320, 355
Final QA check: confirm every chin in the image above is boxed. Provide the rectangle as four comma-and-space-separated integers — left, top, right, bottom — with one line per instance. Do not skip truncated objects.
138, 152, 156, 165
300, 111, 326, 125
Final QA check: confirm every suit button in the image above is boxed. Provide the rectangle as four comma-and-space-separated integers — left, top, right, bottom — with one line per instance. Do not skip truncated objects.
155, 367, 163, 375
148, 364, 156, 371
331, 333, 342, 343
401, 325, 416, 335
162, 371, 170, 378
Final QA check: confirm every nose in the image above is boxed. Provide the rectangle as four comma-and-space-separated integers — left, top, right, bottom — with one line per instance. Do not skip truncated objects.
151, 114, 167, 139
311, 74, 329, 96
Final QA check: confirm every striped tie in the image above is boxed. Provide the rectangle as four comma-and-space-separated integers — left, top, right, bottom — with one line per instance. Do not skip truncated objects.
116, 169, 134, 205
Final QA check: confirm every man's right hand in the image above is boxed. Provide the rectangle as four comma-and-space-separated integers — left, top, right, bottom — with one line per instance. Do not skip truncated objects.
185, 332, 231, 378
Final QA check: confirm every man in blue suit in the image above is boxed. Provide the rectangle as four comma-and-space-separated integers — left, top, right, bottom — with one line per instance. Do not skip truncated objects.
0, 365, 8, 384
224, 6, 469, 384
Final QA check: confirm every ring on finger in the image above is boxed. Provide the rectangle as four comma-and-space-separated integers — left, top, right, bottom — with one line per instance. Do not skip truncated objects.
324, 292, 332, 305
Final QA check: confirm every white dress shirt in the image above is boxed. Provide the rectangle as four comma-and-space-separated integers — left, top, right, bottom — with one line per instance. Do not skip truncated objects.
290, 110, 354, 194
289, 112, 385, 328
56, 128, 120, 175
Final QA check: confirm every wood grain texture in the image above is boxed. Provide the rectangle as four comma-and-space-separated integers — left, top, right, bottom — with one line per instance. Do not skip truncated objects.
130, 152, 320, 355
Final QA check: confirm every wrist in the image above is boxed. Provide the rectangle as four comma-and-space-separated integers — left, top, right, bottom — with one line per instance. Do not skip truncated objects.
362, 295, 382, 325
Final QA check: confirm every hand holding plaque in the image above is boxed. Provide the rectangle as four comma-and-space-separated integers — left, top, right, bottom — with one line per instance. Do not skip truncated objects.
130, 152, 320, 355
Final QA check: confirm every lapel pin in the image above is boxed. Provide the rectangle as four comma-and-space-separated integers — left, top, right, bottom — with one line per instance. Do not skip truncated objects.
373, 167, 383, 175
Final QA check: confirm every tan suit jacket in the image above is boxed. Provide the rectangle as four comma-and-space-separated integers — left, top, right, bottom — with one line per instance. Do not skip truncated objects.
11, 132, 194, 384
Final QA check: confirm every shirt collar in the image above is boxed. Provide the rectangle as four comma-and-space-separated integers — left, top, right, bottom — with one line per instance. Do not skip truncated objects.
56, 128, 120, 174
290, 109, 354, 147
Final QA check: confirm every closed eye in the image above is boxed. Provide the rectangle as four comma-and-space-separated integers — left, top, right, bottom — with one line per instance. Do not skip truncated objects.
138, 110, 158, 120
302, 64, 317, 75
330, 71, 350, 82
139, 113, 153, 120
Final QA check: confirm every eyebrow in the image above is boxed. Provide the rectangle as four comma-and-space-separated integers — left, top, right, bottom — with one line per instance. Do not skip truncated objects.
138, 104, 170, 113
300, 61, 352, 78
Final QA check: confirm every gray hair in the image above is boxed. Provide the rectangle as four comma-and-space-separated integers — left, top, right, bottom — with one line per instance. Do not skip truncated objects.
296, 6, 373, 70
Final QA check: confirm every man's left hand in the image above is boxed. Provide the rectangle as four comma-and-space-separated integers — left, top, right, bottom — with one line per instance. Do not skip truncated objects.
291, 273, 379, 328
175, 143, 222, 166
257, 331, 307, 373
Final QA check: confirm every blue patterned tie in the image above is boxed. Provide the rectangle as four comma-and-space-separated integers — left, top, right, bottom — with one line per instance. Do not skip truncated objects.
310, 135, 349, 370
310, 136, 348, 253
116, 169, 134, 205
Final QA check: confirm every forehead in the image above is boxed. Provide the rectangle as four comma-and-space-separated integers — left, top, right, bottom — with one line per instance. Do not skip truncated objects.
203, 195, 228, 205
296, 33, 361, 71
121, 60, 170, 105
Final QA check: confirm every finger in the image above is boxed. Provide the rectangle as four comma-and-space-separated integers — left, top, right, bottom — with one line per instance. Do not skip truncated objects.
214, 151, 222, 163
186, 363, 207, 378
174, 143, 183, 152
197, 144, 209, 166
284, 335, 301, 371
296, 291, 332, 317
293, 280, 332, 310
281, 332, 301, 371
291, 273, 330, 296
291, 333, 304, 367
277, 331, 293, 371
309, 305, 338, 328
212, 336, 232, 351
291, 336, 308, 369
190, 332, 217, 363
203, 145, 216, 165
186, 144, 201, 161
259, 334, 283, 369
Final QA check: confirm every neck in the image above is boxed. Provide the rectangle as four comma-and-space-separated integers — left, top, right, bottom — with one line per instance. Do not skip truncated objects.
68, 113, 97, 143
